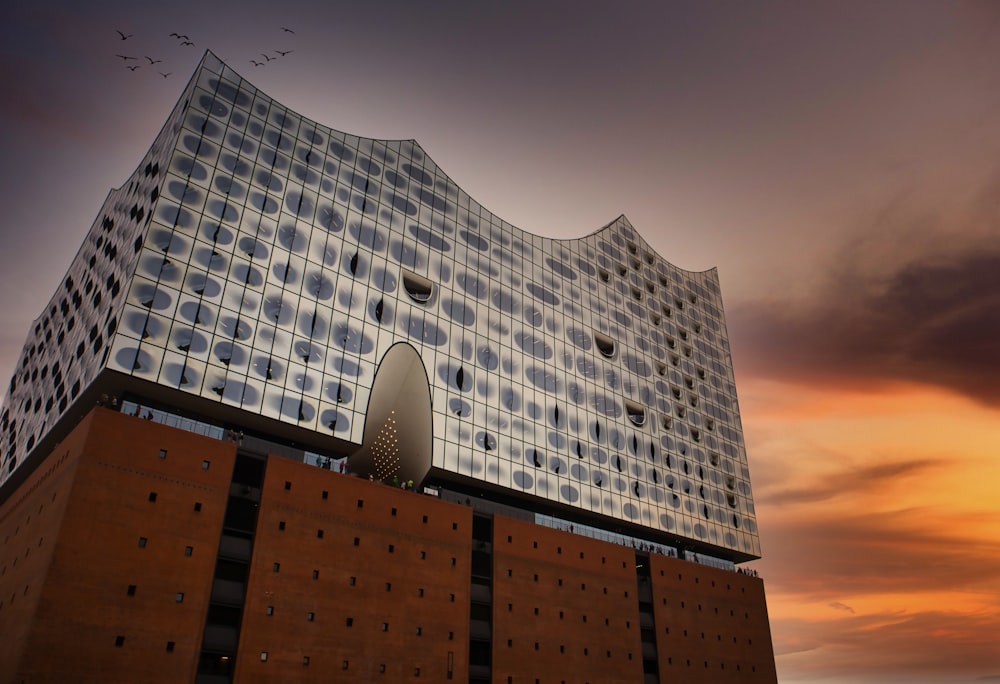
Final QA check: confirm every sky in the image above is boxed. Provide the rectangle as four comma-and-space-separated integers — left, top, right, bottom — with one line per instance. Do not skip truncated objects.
1, 1, 999, 682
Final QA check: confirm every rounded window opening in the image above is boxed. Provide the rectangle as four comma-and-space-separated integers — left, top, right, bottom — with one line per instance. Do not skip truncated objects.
598, 268, 610, 283
631, 287, 642, 301
402, 270, 434, 304
593, 331, 616, 359
660, 414, 672, 431
625, 400, 646, 427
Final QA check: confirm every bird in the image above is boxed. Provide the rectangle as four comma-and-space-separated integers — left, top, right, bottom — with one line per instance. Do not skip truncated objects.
115, 54, 137, 61
170, 33, 189, 40
280, 26, 295, 33
159, 72, 171, 78
116, 30, 133, 40
275, 49, 293, 56
145, 56, 162, 64
181, 40, 194, 46
261, 52, 275, 62
250, 59, 264, 67
126, 65, 140, 71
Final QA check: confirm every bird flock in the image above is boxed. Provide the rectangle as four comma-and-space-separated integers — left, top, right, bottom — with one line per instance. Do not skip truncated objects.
112, 26, 296, 79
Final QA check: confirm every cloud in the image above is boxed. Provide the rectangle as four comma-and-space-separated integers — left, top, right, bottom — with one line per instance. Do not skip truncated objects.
729, 175, 1000, 407
829, 601, 856, 614
758, 457, 939, 506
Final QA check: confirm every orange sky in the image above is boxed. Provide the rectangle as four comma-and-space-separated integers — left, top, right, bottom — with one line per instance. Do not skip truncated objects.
1, 2, 999, 681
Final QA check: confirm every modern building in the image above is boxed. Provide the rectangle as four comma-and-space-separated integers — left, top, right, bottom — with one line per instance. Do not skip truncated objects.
0, 52, 777, 683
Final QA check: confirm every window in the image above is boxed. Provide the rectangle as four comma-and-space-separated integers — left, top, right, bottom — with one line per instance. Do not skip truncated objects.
449, 594, 455, 602
349, 576, 356, 586
127, 584, 136, 596
317, 529, 324, 539
342, 660, 349, 670
357, 499, 364, 508
624, 400, 646, 426
420, 551, 426, 559
201, 460, 210, 470
353, 537, 360, 546
388, 544, 395, 553
273, 562, 280, 572
312, 570, 319, 580
307, 612, 314, 621
115, 636, 125, 647
381, 622, 389, 632
322, 490, 328, 500
166, 641, 175, 652
594, 331, 616, 358
385, 582, 392, 592
391, 507, 397, 516
184, 546, 193, 556
260, 652, 268, 662
278, 521, 286, 530
266, 605, 274, 616
284, 481, 291, 490
303, 656, 310, 666
148, 492, 157, 502
175, 592, 184, 603
402, 270, 434, 303
346, 617, 354, 626
193, 502, 202, 512
416, 627, 422, 636
158, 449, 167, 459
418, 588, 424, 597
138, 537, 147, 548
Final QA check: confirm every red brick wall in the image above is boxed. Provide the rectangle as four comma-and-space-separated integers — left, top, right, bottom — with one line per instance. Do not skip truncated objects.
491, 515, 646, 684
234, 459, 472, 682
10, 408, 235, 683
648, 552, 777, 683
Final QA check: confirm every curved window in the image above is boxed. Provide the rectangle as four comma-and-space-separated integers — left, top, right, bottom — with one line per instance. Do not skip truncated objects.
593, 332, 616, 359
402, 270, 433, 304
624, 400, 646, 427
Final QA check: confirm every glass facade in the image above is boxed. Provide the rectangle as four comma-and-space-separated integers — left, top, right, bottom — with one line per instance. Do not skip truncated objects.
0, 52, 759, 559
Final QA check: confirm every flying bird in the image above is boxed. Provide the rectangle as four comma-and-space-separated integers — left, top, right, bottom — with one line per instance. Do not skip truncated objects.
170, 33, 190, 40
115, 54, 137, 61
261, 52, 275, 61
275, 49, 293, 56
145, 56, 162, 64
181, 40, 194, 46
126, 65, 140, 71
280, 26, 295, 33
250, 59, 264, 67
116, 30, 133, 40
159, 72, 172, 78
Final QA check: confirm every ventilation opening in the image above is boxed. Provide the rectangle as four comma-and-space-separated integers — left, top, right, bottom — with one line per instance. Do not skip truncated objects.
593, 332, 616, 359
625, 400, 646, 426
616, 263, 627, 277
630, 257, 641, 271
402, 270, 433, 304
645, 280, 655, 294
598, 268, 610, 283
651, 314, 661, 327
709, 452, 720, 466
631, 287, 642, 301
655, 362, 666, 376
660, 414, 672, 431
626, 241, 637, 255
645, 252, 655, 265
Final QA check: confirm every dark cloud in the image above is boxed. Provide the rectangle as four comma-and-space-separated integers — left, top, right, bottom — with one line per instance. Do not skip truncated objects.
757, 505, 1000, 599
774, 609, 1000, 682
759, 458, 940, 506
730, 220, 1000, 406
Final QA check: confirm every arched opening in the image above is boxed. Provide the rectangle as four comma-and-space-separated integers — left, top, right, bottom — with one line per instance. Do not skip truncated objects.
352, 343, 433, 487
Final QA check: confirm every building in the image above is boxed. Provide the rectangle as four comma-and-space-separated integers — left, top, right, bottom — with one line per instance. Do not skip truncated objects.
0, 52, 777, 683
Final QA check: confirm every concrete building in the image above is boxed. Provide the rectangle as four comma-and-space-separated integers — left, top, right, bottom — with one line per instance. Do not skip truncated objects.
0, 52, 776, 683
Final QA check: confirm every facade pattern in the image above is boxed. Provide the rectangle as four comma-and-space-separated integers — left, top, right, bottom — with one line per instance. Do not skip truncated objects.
0, 52, 759, 560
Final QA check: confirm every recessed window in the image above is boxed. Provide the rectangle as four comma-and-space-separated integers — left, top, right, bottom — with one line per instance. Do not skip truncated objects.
148, 492, 157, 502
266, 605, 274, 615
184, 546, 193, 557
381, 622, 389, 632
138, 537, 147, 548
278, 521, 286, 530
193, 502, 202, 512
166, 641, 175, 652
260, 652, 268, 662
127, 584, 136, 596
175, 592, 184, 603
201, 460, 210, 470
624, 400, 646, 426
402, 270, 434, 303
594, 332, 616, 359
346, 617, 354, 626
303, 656, 310, 666
317, 529, 324, 539
284, 481, 292, 490
313, 570, 319, 580
307, 611, 314, 621
273, 562, 280, 572
159, 449, 167, 459
349, 576, 357, 586
115, 635, 125, 647
598, 268, 610, 283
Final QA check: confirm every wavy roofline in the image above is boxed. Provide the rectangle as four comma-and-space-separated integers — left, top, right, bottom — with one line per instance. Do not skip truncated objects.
204, 51, 720, 279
